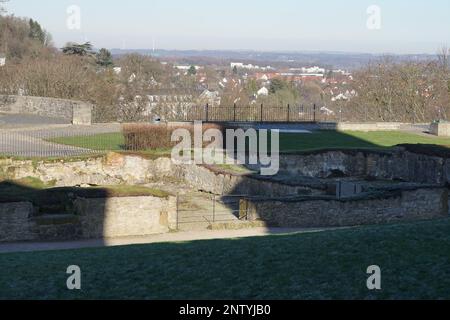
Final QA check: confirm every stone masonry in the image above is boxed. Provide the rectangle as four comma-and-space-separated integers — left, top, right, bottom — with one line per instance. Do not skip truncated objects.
0, 95, 92, 125
243, 187, 449, 228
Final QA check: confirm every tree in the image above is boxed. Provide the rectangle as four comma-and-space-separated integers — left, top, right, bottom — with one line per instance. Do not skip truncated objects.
232, 65, 238, 75
96, 48, 113, 67
62, 42, 94, 56
0, 15, 54, 60
269, 78, 287, 94
29, 19, 46, 45
188, 65, 197, 76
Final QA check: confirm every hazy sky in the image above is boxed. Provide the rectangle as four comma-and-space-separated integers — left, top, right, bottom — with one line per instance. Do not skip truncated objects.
4, 0, 450, 54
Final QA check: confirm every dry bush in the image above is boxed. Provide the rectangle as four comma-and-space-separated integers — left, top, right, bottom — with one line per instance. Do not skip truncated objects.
122, 123, 227, 151
0, 54, 120, 122
346, 58, 450, 123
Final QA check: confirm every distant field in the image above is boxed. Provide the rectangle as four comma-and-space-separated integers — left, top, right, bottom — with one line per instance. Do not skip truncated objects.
1, 219, 450, 299
49, 130, 450, 153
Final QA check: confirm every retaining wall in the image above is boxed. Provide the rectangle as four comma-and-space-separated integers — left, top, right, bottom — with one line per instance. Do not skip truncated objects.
243, 187, 449, 228
274, 148, 450, 185
0, 195, 176, 243
0, 95, 92, 125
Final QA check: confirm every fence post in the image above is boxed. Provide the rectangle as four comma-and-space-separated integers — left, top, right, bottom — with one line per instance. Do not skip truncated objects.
212, 194, 216, 223
260, 103, 264, 122
176, 193, 179, 231
233, 103, 237, 122
205, 103, 209, 122
313, 104, 317, 122
287, 104, 290, 122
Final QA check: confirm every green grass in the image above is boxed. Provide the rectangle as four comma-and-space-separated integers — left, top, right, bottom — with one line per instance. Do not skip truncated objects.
48, 131, 450, 155
1, 219, 450, 299
50, 133, 125, 151
280, 131, 450, 152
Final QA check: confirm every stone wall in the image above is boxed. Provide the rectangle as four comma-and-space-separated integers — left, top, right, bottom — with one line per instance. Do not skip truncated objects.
75, 196, 177, 239
0, 95, 92, 125
274, 148, 449, 185
179, 164, 324, 197
0, 152, 175, 187
244, 187, 449, 228
0, 202, 35, 242
2, 147, 450, 194
0, 195, 176, 243
431, 122, 450, 137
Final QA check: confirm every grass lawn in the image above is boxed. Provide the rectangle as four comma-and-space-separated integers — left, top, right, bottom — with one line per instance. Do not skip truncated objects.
48, 131, 450, 154
50, 133, 126, 151
280, 130, 450, 152
1, 219, 450, 299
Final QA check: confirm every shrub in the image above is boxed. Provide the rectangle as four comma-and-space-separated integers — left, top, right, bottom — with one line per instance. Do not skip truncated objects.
122, 123, 228, 151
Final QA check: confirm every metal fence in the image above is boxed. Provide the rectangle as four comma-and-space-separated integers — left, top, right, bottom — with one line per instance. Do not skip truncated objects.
175, 194, 247, 230
172, 104, 323, 123
0, 104, 333, 159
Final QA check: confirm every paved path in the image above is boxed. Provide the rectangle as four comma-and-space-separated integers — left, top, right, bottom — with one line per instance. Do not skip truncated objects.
0, 227, 341, 254
0, 123, 121, 157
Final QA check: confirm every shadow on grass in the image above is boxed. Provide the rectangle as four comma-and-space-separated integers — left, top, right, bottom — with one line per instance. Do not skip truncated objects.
1, 218, 450, 299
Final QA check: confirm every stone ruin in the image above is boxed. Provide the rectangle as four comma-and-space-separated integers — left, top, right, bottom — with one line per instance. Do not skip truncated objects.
1, 144, 449, 242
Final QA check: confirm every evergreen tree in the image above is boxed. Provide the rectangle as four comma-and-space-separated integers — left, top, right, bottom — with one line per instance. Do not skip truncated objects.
188, 65, 197, 76
62, 42, 94, 56
96, 48, 114, 67
29, 19, 46, 45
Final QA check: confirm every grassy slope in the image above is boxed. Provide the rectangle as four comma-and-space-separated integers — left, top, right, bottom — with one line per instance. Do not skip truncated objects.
1, 219, 450, 300
49, 131, 450, 153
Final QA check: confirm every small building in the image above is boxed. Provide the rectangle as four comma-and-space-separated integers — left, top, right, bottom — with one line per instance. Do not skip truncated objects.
0, 55, 6, 67
257, 87, 269, 96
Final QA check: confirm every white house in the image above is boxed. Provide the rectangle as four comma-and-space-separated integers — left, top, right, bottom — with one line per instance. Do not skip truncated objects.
257, 87, 269, 96
0, 56, 6, 67
320, 106, 335, 116
175, 65, 200, 71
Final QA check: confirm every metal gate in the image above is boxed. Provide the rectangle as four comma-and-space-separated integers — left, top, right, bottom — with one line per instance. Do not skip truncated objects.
175, 194, 248, 230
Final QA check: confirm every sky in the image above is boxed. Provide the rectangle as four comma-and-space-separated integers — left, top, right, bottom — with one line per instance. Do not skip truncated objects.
3, 0, 450, 54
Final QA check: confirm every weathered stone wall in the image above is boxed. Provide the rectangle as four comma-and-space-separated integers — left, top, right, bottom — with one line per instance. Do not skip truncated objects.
244, 187, 449, 228
2, 148, 449, 195
0, 95, 92, 125
75, 196, 177, 239
274, 148, 448, 185
431, 123, 450, 137
179, 164, 323, 197
0, 195, 176, 243
0, 202, 35, 242
0, 153, 175, 187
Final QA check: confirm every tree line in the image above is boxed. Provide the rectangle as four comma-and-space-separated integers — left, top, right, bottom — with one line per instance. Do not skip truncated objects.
1, 14, 449, 124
